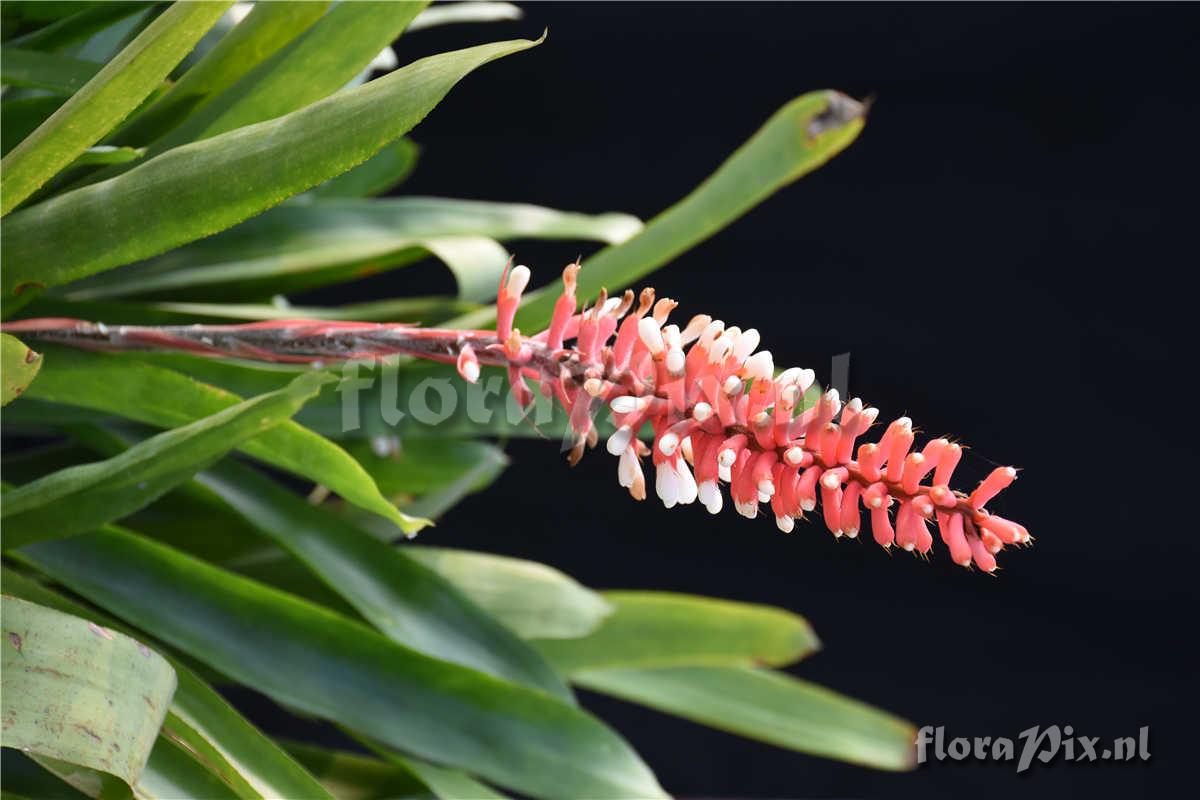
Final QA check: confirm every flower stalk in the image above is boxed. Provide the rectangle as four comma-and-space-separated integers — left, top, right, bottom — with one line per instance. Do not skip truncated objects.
4, 262, 1030, 572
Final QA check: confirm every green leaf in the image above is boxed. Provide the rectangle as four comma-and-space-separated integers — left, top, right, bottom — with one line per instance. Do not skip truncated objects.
134, 736, 243, 800
1, 37, 541, 305
283, 743, 429, 800
64, 197, 641, 302
0, 1, 233, 216
0, 47, 101, 92
342, 438, 506, 498
110, 1, 331, 147
1, 97, 65, 157
409, 2, 523, 31
575, 666, 918, 771
148, 1, 428, 150
306, 138, 420, 199
533, 591, 820, 674
0, 596, 177, 790
449, 90, 866, 332
1, 332, 42, 405
404, 547, 613, 640
1, 749, 91, 800
367, 747, 510, 800
22, 528, 669, 800
7, 2, 153, 51
2, 568, 335, 800
21, 346, 429, 534
195, 459, 575, 702
0, 369, 332, 549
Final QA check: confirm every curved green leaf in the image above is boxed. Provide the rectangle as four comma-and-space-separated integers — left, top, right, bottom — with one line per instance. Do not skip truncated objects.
22, 528, 668, 800
283, 743, 429, 800
0, 1, 233, 216
21, 346, 428, 534
2, 568, 335, 800
533, 591, 820, 674
1, 369, 332, 549
0, 48, 101, 92
1, 596, 177, 790
307, 138, 420, 199
8, 3, 154, 51
575, 666, 917, 771
2, 332, 42, 405
65, 197, 641, 301
449, 90, 866, 332
147, 1, 428, 151
111, 1, 331, 147
404, 547, 613, 640
2, 97, 66, 157
1, 35, 541, 304
196, 459, 575, 702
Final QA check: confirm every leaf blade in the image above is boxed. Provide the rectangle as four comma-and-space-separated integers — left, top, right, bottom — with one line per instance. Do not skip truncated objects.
533, 591, 820, 674
196, 459, 575, 702
0, 1, 233, 215
1, 332, 42, 405
21, 529, 668, 800
448, 90, 866, 332
1, 369, 332, 548
20, 346, 428, 533
575, 666, 918, 771
1, 36, 542, 302
0, 596, 177, 789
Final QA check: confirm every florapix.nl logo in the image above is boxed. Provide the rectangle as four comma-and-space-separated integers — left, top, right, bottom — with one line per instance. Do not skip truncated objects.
916, 725, 1151, 773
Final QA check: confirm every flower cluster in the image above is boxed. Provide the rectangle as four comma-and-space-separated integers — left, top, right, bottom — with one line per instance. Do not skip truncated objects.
3, 261, 1030, 572
480, 262, 1030, 572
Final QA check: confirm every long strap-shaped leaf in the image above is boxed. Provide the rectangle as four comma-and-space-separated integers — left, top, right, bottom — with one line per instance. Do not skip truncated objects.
448, 90, 866, 333
20, 345, 428, 534
21, 528, 668, 800
574, 666, 918, 772
1, 596, 177, 791
110, 1, 332, 147
3, 567, 335, 800
1, 369, 332, 549
189, 458, 574, 702
0, 1, 233, 216
1, 35, 539, 306
1, 332, 42, 406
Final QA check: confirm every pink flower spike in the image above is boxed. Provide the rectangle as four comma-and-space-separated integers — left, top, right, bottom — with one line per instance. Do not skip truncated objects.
929, 484, 958, 508
933, 442, 963, 485
967, 533, 998, 573
884, 421, 915, 483
895, 500, 919, 551
796, 465, 822, 512
496, 263, 530, 342
857, 442, 883, 482
969, 466, 1018, 509
545, 263, 580, 350
871, 505, 895, 548
12, 270, 1033, 576
840, 482, 863, 537
937, 511, 973, 567
456, 344, 480, 383
900, 452, 928, 495
821, 479, 844, 537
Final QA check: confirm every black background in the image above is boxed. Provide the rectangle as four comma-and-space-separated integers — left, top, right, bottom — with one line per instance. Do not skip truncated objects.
311, 3, 1195, 798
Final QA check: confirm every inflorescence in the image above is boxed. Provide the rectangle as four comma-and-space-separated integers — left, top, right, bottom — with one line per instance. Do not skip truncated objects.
4, 261, 1030, 571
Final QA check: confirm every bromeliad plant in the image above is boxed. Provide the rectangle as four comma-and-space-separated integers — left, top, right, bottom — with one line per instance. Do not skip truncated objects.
1, 3, 1025, 799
